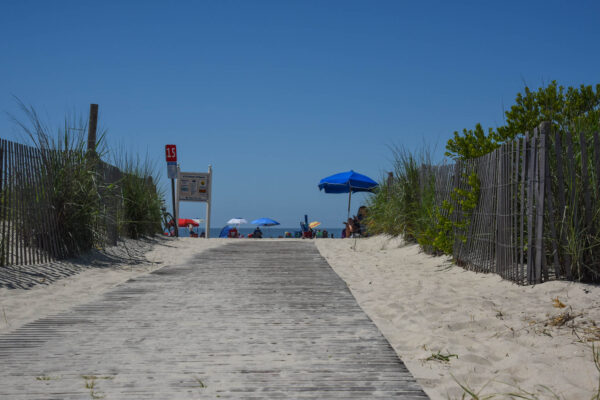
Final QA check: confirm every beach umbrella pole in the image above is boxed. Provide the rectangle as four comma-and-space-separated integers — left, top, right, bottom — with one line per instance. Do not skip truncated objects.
347, 190, 352, 219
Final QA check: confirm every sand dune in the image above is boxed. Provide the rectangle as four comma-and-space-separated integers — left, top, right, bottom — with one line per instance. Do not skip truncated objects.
316, 235, 600, 399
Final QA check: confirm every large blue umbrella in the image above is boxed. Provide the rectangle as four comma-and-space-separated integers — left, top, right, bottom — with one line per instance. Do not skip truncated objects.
318, 170, 378, 218
251, 218, 280, 226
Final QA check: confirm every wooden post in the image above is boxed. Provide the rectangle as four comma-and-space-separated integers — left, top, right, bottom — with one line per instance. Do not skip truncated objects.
495, 145, 504, 276
554, 129, 570, 279
0, 141, 4, 266
519, 136, 527, 283
526, 131, 536, 284
565, 131, 578, 275
87, 104, 99, 153
206, 165, 212, 238
594, 132, 600, 198
536, 123, 548, 282
544, 132, 560, 278
387, 171, 393, 200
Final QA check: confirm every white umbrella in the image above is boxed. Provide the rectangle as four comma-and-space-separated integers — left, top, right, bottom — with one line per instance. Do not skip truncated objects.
227, 217, 248, 226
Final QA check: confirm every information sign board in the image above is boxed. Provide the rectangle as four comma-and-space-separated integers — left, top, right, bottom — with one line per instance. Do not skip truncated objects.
178, 171, 210, 202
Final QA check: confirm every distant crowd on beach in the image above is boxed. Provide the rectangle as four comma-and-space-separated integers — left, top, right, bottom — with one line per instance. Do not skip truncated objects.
164, 205, 370, 239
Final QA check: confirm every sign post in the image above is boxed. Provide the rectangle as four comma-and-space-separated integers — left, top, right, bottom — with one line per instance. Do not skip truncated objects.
165, 144, 178, 237
206, 165, 212, 238
177, 168, 212, 238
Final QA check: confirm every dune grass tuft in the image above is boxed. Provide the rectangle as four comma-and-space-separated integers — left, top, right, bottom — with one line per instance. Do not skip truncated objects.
11, 100, 164, 257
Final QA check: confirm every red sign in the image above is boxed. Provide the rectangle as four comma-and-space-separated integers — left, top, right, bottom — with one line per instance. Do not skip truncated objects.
165, 144, 177, 162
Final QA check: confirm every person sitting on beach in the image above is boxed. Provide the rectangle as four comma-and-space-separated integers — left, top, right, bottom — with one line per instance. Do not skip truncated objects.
228, 227, 238, 238
187, 223, 197, 237
253, 226, 263, 238
345, 218, 354, 238
352, 216, 361, 237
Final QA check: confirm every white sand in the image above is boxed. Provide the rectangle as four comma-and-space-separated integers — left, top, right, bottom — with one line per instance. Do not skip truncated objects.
0, 237, 226, 335
316, 235, 600, 399
2, 236, 598, 399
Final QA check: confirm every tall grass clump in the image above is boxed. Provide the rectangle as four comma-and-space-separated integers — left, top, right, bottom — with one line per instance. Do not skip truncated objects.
10, 100, 166, 261
365, 145, 437, 244
12, 102, 106, 257
115, 152, 163, 239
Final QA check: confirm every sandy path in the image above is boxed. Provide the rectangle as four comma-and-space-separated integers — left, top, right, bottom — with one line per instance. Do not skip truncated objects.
316, 235, 600, 400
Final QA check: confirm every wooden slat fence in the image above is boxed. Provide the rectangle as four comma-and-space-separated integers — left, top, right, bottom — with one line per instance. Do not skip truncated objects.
420, 122, 599, 284
0, 138, 123, 267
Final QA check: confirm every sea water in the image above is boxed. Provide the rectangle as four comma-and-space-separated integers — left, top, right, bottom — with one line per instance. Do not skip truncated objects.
175, 227, 343, 238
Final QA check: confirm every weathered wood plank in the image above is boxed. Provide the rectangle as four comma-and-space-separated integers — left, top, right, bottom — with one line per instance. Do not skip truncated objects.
565, 131, 578, 275
0, 140, 6, 266
544, 132, 560, 279
0, 241, 428, 399
594, 132, 600, 199
554, 129, 570, 279
8, 141, 16, 265
527, 132, 536, 284
537, 124, 548, 282
519, 136, 527, 283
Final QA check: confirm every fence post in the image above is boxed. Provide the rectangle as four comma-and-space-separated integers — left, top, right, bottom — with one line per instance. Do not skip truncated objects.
87, 104, 99, 153
387, 171, 393, 200
536, 122, 549, 282
594, 132, 600, 199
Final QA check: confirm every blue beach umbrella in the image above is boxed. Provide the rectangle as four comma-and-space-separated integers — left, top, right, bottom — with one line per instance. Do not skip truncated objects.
219, 226, 233, 238
318, 170, 378, 218
251, 218, 280, 226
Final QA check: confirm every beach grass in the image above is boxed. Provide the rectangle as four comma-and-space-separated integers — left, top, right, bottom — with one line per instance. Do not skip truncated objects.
364, 144, 436, 243
114, 151, 163, 239
13, 101, 106, 256
11, 100, 164, 257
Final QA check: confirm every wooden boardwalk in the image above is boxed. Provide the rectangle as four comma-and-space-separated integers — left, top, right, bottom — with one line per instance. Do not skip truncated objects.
0, 241, 428, 399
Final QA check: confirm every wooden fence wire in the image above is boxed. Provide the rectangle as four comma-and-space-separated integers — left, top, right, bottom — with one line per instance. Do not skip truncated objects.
0, 138, 124, 267
419, 122, 599, 284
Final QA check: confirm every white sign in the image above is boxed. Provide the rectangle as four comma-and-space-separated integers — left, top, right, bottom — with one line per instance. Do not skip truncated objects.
178, 171, 210, 202
167, 162, 177, 179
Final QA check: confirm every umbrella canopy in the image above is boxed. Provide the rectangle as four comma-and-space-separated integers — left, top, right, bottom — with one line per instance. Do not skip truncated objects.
178, 218, 200, 227
309, 221, 321, 229
251, 218, 280, 226
318, 170, 378, 193
318, 170, 378, 219
227, 217, 248, 225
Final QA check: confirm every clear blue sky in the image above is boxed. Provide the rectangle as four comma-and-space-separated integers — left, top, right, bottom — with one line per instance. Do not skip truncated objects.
1, 0, 599, 229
